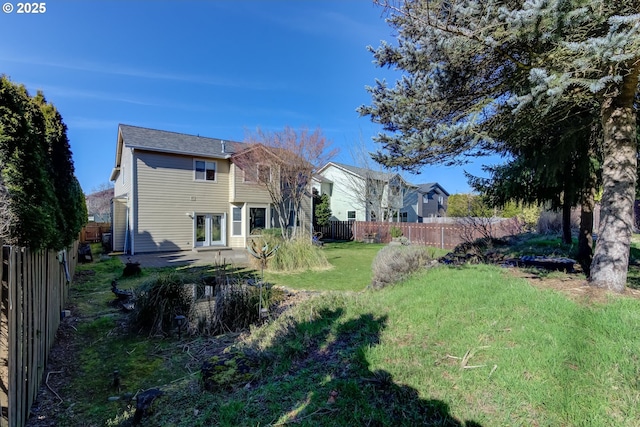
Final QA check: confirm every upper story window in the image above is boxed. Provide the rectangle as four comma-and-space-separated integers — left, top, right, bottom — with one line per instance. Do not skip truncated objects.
195, 160, 216, 181
438, 196, 444, 205
258, 164, 271, 182
244, 164, 272, 183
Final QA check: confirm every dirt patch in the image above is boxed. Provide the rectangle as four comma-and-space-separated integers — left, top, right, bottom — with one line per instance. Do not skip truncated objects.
26, 308, 81, 426
506, 268, 640, 304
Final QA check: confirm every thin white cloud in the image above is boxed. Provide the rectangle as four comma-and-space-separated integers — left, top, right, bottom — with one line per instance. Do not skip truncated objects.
18, 82, 165, 107
0, 55, 275, 90
252, 5, 386, 45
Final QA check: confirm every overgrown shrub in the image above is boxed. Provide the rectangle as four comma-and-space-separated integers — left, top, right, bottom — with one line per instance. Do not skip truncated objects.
370, 245, 437, 290
247, 233, 281, 271
131, 266, 286, 337
268, 237, 331, 272
130, 272, 194, 336
196, 281, 284, 335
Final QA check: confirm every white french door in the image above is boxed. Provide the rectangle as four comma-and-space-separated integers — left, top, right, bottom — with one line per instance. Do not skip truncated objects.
195, 213, 225, 247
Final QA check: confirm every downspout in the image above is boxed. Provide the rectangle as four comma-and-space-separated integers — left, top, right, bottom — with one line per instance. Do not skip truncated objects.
131, 148, 137, 255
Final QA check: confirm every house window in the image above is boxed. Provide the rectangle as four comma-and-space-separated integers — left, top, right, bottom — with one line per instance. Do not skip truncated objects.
258, 164, 271, 182
423, 194, 429, 203
400, 212, 408, 222
244, 164, 271, 182
249, 207, 266, 233
232, 206, 242, 236
438, 196, 444, 205
195, 160, 216, 181
347, 211, 356, 221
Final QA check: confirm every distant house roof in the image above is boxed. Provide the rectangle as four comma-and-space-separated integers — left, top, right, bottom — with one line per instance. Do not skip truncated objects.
322, 161, 394, 181
118, 124, 244, 159
312, 173, 333, 184
111, 124, 245, 181
318, 161, 417, 188
417, 182, 450, 196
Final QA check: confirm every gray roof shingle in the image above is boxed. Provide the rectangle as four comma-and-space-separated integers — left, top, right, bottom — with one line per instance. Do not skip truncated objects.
119, 124, 244, 158
328, 161, 394, 182
417, 182, 449, 196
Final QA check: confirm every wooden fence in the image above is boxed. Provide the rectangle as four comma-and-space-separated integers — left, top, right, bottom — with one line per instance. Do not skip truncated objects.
0, 242, 78, 427
79, 222, 110, 244
317, 221, 354, 241
352, 218, 519, 249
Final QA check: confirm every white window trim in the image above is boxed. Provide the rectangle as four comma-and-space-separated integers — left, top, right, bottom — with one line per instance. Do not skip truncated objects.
194, 159, 218, 182
232, 206, 243, 237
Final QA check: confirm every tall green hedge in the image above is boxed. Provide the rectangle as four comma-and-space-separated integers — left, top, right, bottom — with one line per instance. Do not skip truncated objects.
0, 76, 86, 249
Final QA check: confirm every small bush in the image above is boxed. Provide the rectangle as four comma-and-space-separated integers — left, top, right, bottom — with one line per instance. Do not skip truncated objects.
390, 226, 403, 238
370, 245, 437, 290
268, 238, 331, 273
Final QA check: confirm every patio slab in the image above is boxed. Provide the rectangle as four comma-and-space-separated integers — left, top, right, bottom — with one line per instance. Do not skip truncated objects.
116, 248, 249, 269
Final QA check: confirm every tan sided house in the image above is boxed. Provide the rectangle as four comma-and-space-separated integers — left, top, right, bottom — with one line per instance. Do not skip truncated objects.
109, 124, 312, 254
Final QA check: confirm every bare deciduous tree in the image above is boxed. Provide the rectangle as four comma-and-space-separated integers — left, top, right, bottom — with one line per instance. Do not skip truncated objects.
343, 140, 410, 222
235, 127, 336, 240
85, 182, 114, 221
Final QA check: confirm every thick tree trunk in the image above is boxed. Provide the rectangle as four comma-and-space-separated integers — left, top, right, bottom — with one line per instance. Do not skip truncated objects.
589, 67, 639, 292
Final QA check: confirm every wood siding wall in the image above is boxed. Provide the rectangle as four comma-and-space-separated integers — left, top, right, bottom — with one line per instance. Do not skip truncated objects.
134, 151, 232, 253
0, 242, 78, 427
230, 163, 274, 204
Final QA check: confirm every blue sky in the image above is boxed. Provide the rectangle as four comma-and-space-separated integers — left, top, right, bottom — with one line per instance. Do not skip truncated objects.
1, 0, 494, 195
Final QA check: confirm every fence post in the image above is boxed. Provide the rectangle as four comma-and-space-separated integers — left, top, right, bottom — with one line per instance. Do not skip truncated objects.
0, 245, 6, 427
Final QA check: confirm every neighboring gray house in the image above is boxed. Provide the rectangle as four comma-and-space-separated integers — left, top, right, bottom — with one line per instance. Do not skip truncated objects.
415, 182, 449, 220
109, 124, 312, 254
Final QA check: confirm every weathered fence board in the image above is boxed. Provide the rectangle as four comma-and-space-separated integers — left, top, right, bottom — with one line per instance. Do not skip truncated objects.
79, 222, 110, 244
353, 219, 518, 249
0, 242, 78, 427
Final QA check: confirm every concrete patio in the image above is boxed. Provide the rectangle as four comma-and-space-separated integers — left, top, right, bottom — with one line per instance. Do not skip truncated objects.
116, 248, 249, 269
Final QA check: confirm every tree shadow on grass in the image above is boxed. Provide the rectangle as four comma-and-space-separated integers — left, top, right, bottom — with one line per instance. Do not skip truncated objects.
241, 307, 483, 427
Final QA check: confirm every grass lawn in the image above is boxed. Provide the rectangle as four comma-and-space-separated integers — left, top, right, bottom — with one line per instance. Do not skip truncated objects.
33, 238, 640, 426
263, 241, 449, 292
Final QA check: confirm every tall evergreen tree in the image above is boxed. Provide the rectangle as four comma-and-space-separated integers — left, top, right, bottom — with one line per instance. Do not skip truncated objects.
313, 190, 332, 228
0, 76, 85, 249
0, 77, 58, 248
34, 92, 86, 248
359, 0, 639, 291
